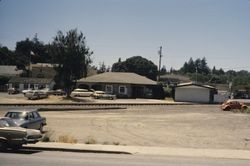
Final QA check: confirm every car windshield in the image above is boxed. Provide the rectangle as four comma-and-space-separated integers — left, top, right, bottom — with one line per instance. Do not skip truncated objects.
5, 112, 27, 119
0, 119, 17, 127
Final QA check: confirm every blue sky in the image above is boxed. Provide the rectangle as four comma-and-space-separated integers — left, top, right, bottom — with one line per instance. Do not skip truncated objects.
1, 0, 250, 71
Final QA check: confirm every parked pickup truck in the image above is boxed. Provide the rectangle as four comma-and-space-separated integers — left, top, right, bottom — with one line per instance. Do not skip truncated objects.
5, 109, 47, 132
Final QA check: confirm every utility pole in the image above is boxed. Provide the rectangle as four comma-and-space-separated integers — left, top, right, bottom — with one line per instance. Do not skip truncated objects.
158, 46, 163, 82
195, 66, 198, 83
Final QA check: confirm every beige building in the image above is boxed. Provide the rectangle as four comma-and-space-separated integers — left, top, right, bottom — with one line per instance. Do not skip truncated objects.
77, 72, 164, 99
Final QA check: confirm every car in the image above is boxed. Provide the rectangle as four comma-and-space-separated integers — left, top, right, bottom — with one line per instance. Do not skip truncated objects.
22, 89, 33, 95
0, 117, 42, 151
53, 89, 66, 96
7, 88, 19, 94
92, 91, 116, 100
221, 100, 248, 111
24, 90, 48, 100
5, 109, 47, 132
71, 88, 93, 97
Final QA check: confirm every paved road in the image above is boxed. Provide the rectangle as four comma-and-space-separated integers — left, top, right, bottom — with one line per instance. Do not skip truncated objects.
1, 150, 250, 166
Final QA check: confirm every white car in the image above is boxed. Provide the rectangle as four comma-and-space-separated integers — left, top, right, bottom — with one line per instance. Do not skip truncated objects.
71, 88, 93, 97
22, 89, 33, 95
92, 91, 116, 100
24, 90, 48, 100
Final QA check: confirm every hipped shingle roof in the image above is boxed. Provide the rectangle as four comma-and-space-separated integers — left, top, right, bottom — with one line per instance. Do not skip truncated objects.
8, 77, 53, 84
78, 72, 157, 85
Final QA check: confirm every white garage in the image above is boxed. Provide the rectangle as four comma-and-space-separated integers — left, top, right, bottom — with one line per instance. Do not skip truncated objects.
174, 83, 217, 103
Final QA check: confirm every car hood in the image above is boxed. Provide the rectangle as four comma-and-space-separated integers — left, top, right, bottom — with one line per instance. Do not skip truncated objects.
3, 126, 27, 132
12, 119, 26, 126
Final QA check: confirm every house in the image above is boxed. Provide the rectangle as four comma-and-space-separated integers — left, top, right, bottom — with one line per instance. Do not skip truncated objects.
0, 65, 23, 91
174, 83, 217, 103
0, 65, 22, 77
8, 77, 55, 91
30, 63, 57, 78
77, 72, 164, 99
7, 63, 57, 91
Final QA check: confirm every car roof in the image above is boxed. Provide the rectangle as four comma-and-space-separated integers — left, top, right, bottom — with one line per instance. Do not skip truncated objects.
6, 109, 38, 113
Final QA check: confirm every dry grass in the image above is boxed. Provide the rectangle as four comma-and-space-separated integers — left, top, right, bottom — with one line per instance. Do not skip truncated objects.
164, 97, 174, 102
232, 108, 250, 114
85, 136, 97, 144
41, 129, 55, 142
112, 141, 120, 145
57, 135, 77, 144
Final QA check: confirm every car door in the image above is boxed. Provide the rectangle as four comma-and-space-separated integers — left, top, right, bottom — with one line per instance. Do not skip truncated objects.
26, 112, 37, 129
32, 112, 42, 129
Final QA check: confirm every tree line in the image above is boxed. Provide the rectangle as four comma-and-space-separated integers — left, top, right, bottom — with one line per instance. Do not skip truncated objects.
1, 29, 250, 92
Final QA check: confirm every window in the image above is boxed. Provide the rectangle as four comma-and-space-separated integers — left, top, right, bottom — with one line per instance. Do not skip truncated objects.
28, 113, 34, 119
105, 85, 113, 93
33, 112, 40, 119
119, 85, 127, 94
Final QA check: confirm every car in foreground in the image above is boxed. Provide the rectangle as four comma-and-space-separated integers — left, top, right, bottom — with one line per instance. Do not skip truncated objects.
5, 109, 47, 132
221, 100, 248, 111
0, 117, 42, 151
24, 90, 48, 100
92, 91, 116, 100
71, 88, 93, 97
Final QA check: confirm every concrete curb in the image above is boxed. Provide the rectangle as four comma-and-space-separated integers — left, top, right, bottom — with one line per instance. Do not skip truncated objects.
24, 143, 250, 160
0, 102, 199, 106
37, 106, 127, 112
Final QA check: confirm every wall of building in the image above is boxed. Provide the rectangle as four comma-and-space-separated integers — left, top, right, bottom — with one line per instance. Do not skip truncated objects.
175, 86, 211, 103
77, 82, 158, 98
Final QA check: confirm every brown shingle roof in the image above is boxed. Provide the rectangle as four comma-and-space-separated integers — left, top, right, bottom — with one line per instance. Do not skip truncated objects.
8, 77, 54, 84
0, 66, 22, 76
78, 72, 157, 85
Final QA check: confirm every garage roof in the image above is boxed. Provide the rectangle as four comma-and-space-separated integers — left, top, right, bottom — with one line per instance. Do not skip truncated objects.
176, 83, 217, 90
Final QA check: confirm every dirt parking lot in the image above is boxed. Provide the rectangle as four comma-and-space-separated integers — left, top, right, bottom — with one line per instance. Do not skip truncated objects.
2, 105, 249, 150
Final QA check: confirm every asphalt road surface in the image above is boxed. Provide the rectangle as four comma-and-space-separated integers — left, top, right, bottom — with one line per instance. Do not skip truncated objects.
1, 150, 250, 166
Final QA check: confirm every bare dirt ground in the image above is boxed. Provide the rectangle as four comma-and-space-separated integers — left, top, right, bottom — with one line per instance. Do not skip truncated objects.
0, 92, 249, 150
1, 105, 248, 150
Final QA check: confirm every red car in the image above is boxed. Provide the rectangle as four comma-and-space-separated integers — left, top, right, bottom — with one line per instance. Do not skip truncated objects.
221, 100, 248, 111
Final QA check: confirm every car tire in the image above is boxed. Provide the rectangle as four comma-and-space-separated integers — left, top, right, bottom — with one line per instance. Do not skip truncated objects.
242, 106, 248, 110
11, 144, 22, 151
0, 140, 8, 151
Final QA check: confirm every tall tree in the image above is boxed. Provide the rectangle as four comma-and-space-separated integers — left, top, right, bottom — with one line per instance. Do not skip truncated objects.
112, 56, 158, 80
50, 29, 93, 97
15, 35, 51, 68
